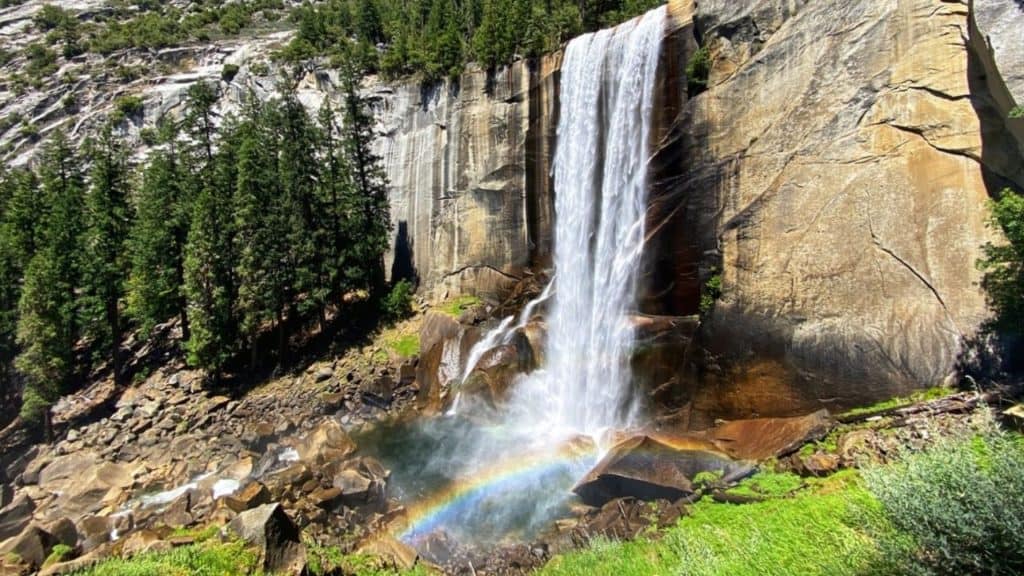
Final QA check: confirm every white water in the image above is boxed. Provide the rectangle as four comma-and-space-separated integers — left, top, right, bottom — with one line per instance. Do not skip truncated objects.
493, 6, 665, 440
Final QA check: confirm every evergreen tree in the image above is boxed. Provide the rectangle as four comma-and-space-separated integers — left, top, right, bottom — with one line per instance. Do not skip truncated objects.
15, 132, 85, 427
276, 87, 322, 320
341, 65, 391, 296
80, 126, 132, 381
232, 99, 291, 369
316, 101, 352, 301
126, 122, 190, 340
183, 105, 239, 378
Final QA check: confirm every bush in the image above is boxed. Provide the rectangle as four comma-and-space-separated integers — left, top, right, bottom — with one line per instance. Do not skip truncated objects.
381, 279, 415, 321
699, 273, 722, 315
221, 63, 239, 82
1010, 106, 1024, 119
686, 44, 710, 97
863, 423, 1024, 575
113, 94, 144, 122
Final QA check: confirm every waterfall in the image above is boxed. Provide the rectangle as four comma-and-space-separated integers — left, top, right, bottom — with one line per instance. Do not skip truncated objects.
390, 6, 668, 549
492, 5, 666, 439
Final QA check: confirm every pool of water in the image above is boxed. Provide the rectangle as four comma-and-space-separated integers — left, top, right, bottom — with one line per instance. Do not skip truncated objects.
353, 415, 598, 549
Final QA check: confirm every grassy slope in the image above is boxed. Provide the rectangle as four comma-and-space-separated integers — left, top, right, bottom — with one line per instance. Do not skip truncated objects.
540, 471, 892, 576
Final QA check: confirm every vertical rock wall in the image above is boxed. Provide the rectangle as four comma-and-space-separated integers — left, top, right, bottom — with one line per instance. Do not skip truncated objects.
372, 55, 561, 301
645, 0, 1023, 426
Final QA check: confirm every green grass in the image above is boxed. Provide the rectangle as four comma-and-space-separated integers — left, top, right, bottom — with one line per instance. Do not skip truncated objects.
388, 333, 420, 358
306, 544, 430, 576
68, 539, 260, 576
43, 544, 74, 568
168, 524, 221, 542
540, 471, 893, 576
726, 470, 804, 498
840, 386, 951, 419
439, 295, 481, 317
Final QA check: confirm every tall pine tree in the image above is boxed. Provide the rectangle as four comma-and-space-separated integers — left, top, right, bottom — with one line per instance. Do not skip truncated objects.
127, 121, 190, 340
81, 126, 132, 381
15, 131, 85, 427
341, 65, 391, 297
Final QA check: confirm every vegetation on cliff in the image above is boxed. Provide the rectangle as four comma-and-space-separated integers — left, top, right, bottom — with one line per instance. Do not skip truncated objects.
979, 187, 1024, 367
0, 72, 393, 428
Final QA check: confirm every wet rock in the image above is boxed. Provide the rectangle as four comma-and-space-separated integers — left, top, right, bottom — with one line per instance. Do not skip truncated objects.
0, 494, 35, 541
0, 524, 58, 569
573, 434, 753, 507
307, 487, 342, 509
227, 503, 306, 576
76, 515, 113, 550
705, 410, 834, 461
333, 469, 373, 505
161, 490, 195, 528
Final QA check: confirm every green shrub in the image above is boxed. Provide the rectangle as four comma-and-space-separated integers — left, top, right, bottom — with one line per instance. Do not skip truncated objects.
686, 44, 710, 97
1009, 106, 1024, 119
221, 63, 240, 82
24, 42, 57, 76
112, 94, 144, 122
863, 425, 1024, 575
381, 279, 415, 321
699, 273, 722, 315
33, 4, 74, 32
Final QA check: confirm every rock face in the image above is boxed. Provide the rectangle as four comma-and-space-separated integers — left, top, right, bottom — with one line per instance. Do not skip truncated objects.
374, 55, 561, 298
643, 0, 1024, 425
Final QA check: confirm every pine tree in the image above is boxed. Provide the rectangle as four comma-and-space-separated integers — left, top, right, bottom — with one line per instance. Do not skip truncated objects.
183, 179, 237, 377
232, 99, 290, 369
126, 122, 190, 340
316, 101, 353, 301
183, 102, 239, 379
341, 65, 391, 297
15, 132, 85, 427
277, 87, 322, 320
80, 126, 132, 381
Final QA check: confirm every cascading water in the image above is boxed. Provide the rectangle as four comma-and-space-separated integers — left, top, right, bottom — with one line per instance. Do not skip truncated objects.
371, 5, 668, 552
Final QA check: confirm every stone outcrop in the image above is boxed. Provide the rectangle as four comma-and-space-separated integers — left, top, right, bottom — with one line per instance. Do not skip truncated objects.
227, 503, 307, 576
643, 0, 1024, 425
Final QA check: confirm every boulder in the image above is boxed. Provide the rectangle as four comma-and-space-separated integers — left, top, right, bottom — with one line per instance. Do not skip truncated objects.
295, 420, 356, 464
0, 524, 58, 569
0, 494, 35, 541
704, 410, 834, 461
41, 518, 77, 550
333, 469, 373, 505
573, 434, 753, 507
218, 482, 271, 513
161, 491, 194, 528
227, 503, 306, 576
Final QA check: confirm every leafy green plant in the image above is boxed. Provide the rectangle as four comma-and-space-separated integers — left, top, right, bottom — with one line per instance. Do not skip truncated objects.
863, 425, 1024, 575
686, 45, 710, 97
979, 188, 1024, 343
221, 63, 240, 83
112, 94, 144, 123
1009, 106, 1024, 119
381, 279, 415, 321
699, 273, 722, 315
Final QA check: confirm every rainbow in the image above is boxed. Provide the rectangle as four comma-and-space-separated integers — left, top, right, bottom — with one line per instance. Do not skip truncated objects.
392, 438, 601, 542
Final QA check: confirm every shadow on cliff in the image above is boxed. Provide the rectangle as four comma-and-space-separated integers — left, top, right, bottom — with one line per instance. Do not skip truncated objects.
958, 36, 1024, 385
391, 220, 419, 285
